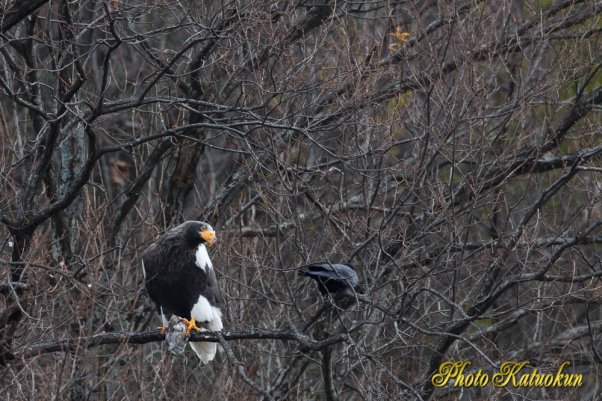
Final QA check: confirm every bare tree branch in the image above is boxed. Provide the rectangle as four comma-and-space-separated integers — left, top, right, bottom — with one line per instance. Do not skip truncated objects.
0, 0, 48, 32
17, 328, 349, 360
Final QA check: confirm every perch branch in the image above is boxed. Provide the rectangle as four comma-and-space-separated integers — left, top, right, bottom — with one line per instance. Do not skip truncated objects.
17, 328, 348, 359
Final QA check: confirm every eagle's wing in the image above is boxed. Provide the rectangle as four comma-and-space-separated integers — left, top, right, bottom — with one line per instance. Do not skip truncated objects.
141, 241, 169, 316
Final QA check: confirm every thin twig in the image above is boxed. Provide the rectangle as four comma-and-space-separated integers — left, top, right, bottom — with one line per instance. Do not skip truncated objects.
217, 332, 275, 401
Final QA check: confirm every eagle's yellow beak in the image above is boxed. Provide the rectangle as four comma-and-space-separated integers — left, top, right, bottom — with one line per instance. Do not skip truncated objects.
200, 229, 217, 247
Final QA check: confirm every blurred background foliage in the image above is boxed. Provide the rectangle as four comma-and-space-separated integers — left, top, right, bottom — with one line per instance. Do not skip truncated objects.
0, 0, 601, 400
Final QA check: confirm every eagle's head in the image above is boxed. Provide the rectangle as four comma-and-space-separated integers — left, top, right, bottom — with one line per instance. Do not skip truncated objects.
183, 221, 217, 247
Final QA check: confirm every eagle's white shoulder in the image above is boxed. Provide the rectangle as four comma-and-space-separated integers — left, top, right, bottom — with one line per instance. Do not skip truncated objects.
195, 244, 213, 271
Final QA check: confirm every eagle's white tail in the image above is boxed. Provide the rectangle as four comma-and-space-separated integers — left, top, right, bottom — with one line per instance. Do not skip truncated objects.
190, 334, 217, 364
190, 300, 223, 364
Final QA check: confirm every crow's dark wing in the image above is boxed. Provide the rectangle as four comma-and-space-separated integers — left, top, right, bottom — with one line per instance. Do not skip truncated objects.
298, 263, 358, 295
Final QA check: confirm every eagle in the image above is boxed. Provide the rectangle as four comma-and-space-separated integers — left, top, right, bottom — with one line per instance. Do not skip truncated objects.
141, 221, 222, 364
298, 263, 358, 298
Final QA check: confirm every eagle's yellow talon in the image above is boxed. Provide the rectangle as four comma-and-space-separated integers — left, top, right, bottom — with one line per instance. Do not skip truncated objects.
181, 318, 201, 336
157, 326, 168, 334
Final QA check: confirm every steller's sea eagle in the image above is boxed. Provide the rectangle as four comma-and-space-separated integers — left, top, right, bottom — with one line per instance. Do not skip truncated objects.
141, 221, 222, 364
298, 263, 358, 298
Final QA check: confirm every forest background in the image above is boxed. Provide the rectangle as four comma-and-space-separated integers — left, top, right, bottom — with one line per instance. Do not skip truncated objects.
0, 0, 601, 400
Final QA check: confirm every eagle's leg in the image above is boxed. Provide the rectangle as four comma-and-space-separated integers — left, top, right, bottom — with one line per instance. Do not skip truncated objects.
181, 318, 201, 336
157, 326, 168, 334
